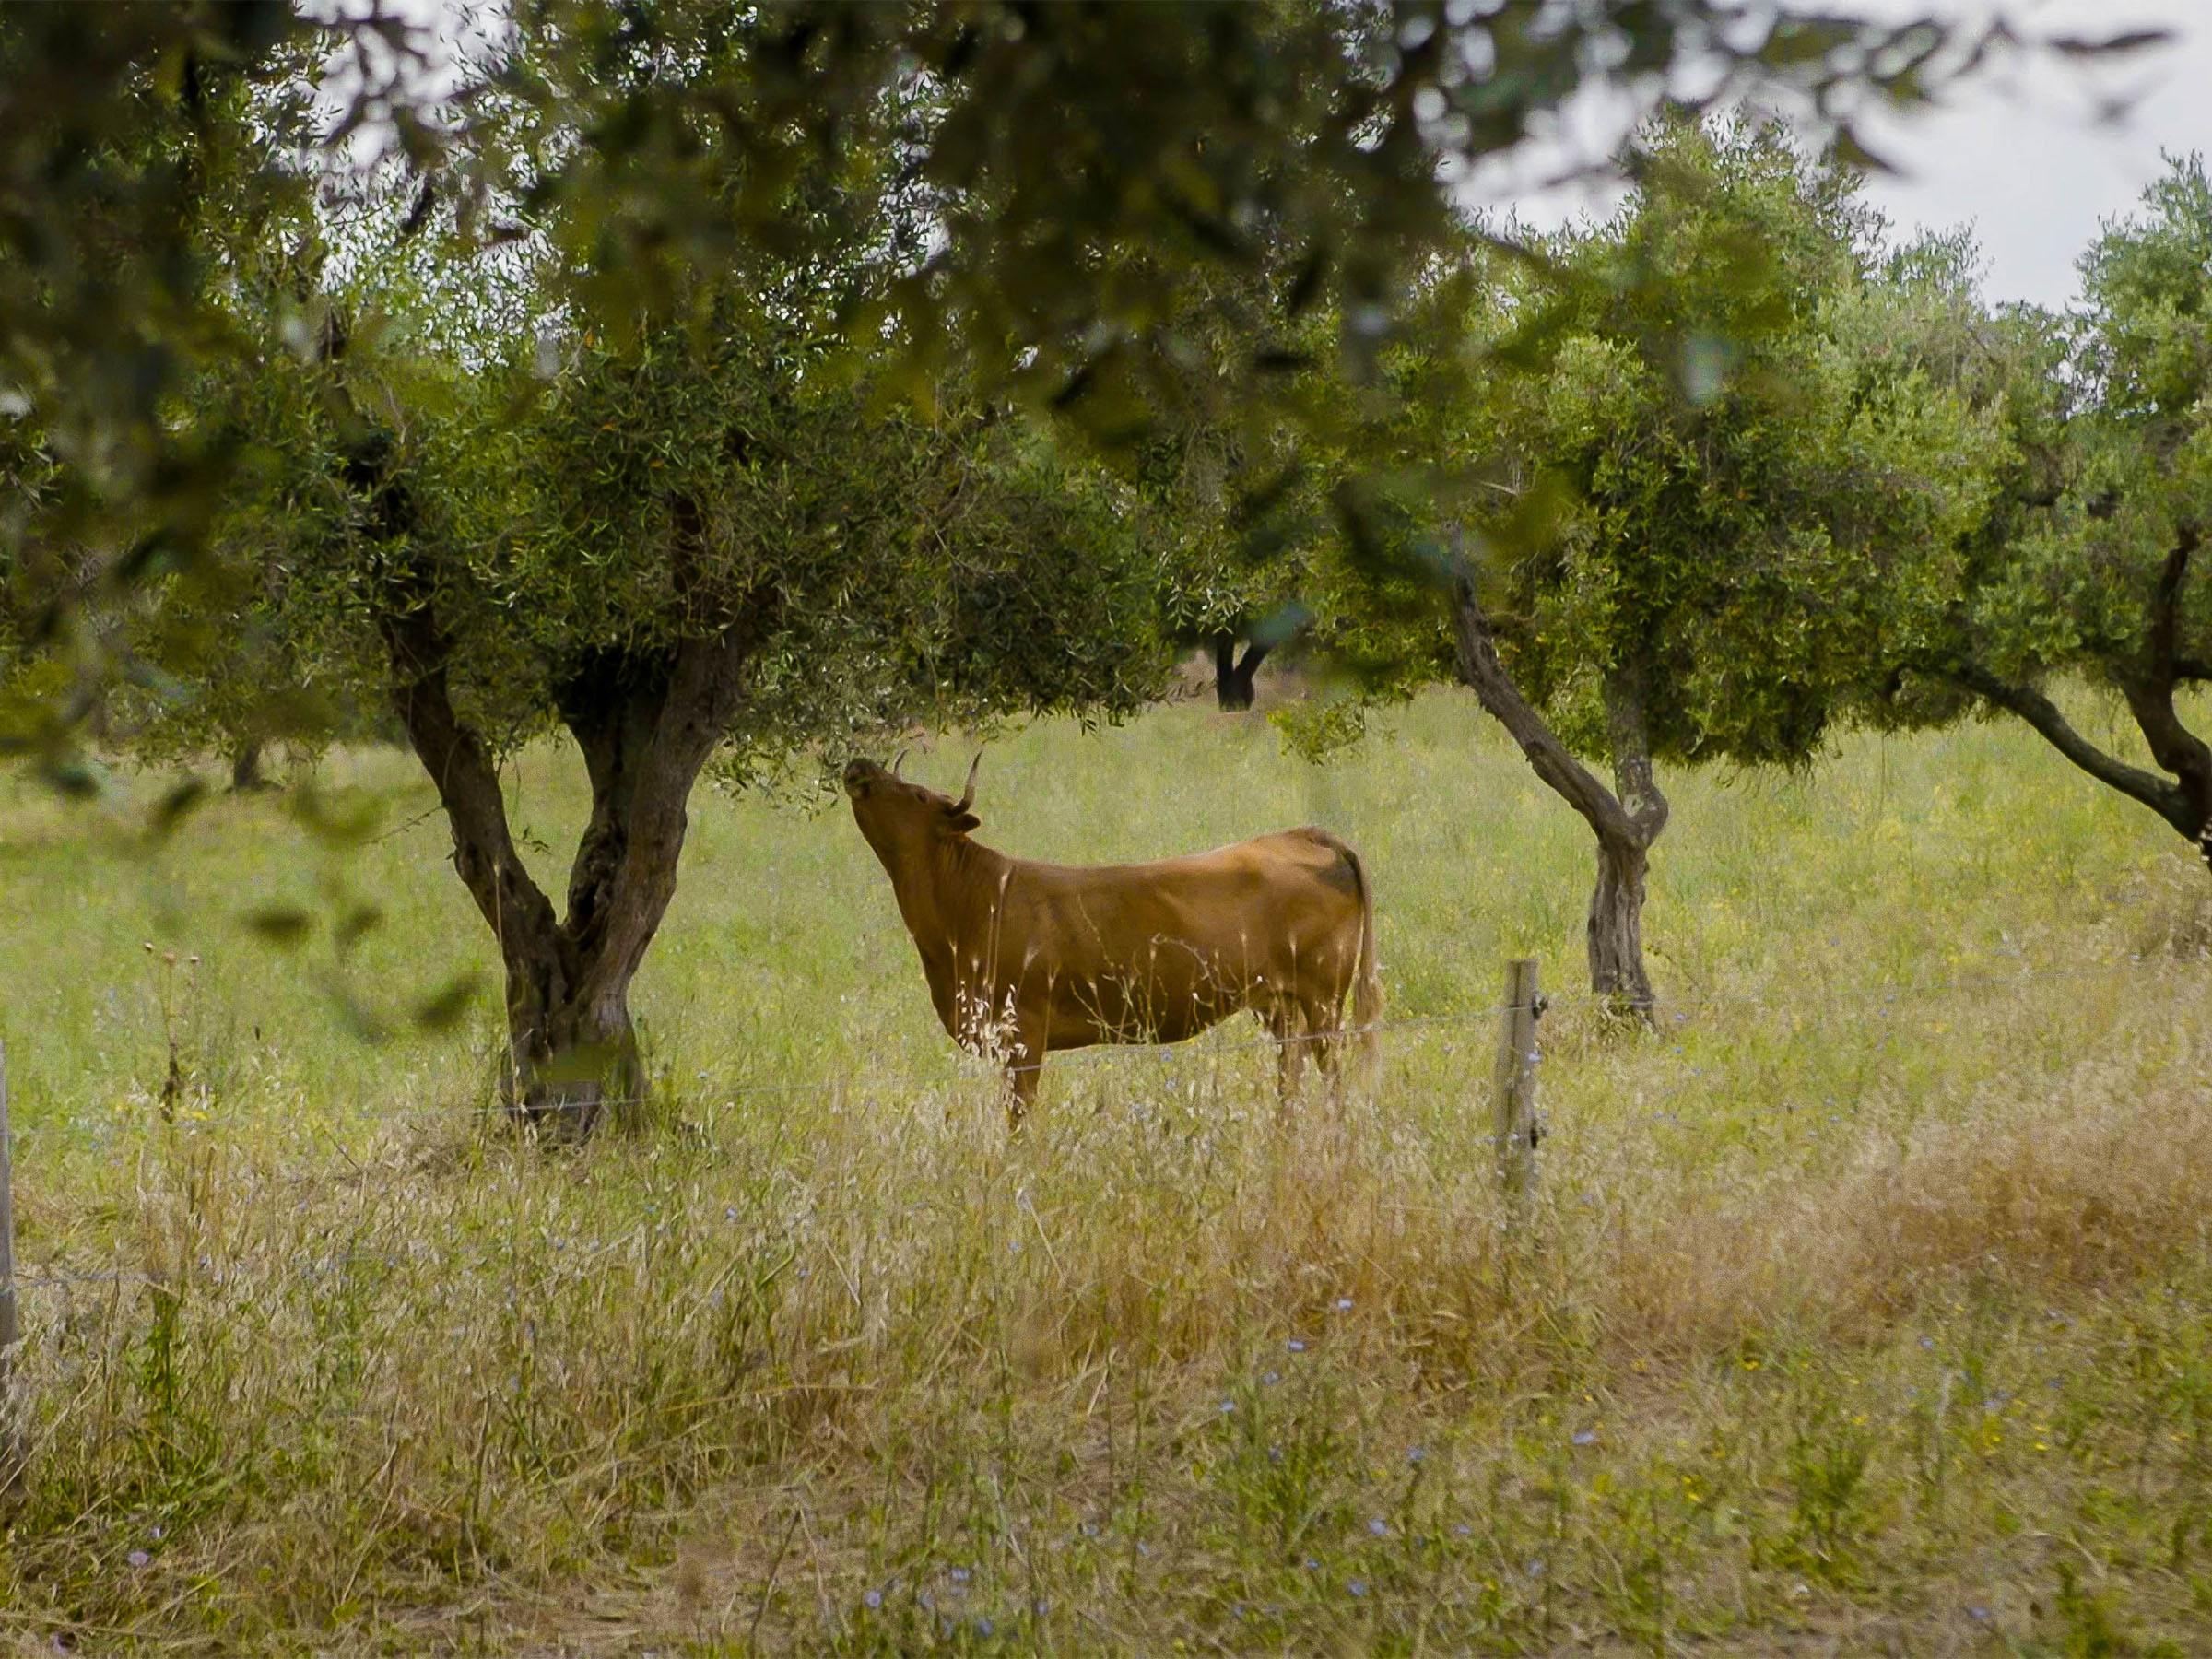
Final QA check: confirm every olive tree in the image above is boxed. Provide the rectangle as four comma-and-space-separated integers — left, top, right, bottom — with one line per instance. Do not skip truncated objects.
1335, 122, 2004, 1014
1866, 157, 2212, 868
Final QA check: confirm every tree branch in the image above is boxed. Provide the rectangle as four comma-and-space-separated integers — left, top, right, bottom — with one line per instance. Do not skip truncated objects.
377, 596, 564, 975
1449, 548, 1640, 849
1950, 660, 2195, 836
574, 582, 782, 1010
1603, 652, 1670, 847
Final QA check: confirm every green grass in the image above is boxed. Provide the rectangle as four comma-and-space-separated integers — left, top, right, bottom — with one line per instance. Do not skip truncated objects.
6, 685, 2212, 1654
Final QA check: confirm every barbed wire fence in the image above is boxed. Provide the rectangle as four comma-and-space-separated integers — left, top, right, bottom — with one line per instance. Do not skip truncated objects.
0, 950, 2196, 1324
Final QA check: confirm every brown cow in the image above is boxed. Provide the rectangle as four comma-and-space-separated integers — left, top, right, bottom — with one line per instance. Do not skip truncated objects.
843, 752, 1381, 1123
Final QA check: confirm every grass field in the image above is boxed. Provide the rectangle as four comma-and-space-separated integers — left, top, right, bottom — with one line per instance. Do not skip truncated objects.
6, 685, 2212, 1654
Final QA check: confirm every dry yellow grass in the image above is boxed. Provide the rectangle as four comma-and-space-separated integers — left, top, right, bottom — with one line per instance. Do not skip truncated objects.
4, 688, 2212, 1653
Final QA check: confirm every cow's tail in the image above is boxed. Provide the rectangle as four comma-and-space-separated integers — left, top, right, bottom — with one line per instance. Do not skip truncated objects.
1344, 842, 1383, 1092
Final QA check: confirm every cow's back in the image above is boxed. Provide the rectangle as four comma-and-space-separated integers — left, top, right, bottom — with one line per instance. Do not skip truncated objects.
962, 828, 1365, 1043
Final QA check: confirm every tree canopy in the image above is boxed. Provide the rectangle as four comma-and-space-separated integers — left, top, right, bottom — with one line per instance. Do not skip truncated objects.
3, 0, 2145, 762
1862, 154, 2212, 865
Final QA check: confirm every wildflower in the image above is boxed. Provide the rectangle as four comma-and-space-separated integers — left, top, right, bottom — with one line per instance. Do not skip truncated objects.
1453, 1524, 1473, 1537
1347, 1578, 1368, 1597
1525, 1559, 1545, 1578
1305, 1558, 1322, 1571
1288, 1339, 1308, 1353
1033, 1600, 1049, 1617
1407, 1446, 1426, 1464
1968, 1606, 1992, 1622
1368, 1518, 1388, 1536
950, 1566, 971, 1584
863, 1590, 883, 1610
1263, 1371, 1281, 1386
1920, 1336, 1936, 1350
1571, 1430, 1596, 1447
127, 1549, 151, 1569
1335, 1297, 1354, 1312
974, 1617, 994, 1638
1231, 1603, 1246, 1620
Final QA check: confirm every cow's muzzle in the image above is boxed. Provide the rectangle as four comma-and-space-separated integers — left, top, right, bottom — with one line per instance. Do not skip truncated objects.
842, 758, 887, 796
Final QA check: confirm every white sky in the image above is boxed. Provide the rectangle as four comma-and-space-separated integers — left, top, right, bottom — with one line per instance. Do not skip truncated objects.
1463, 0, 2211, 311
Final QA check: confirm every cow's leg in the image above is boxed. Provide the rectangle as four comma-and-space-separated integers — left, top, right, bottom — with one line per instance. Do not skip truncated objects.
1003, 1012, 1048, 1131
1265, 1005, 1306, 1117
1300, 992, 1347, 1109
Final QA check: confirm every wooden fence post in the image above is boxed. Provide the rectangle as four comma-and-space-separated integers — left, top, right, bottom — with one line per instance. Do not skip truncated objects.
1492, 958, 1543, 1205
0, 1040, 21, 1492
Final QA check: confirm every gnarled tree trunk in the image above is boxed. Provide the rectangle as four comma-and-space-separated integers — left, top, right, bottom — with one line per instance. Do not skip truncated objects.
1211, 631, 1272, 711
380, 601, 762, 1135
1590, 659, 1668, 1018
1448, 532, 1668, 1022
229, 739, 266, 792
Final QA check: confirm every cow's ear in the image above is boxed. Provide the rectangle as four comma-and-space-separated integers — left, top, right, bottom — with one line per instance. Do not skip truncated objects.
947, 808, 981, 833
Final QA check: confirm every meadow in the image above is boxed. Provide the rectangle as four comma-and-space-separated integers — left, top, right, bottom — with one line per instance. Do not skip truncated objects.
5, 684, 2212, 1655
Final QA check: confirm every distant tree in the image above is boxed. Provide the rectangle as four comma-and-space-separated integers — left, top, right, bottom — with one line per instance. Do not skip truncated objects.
1865, 156, 2212, 871
1328, 122, 2005, 1015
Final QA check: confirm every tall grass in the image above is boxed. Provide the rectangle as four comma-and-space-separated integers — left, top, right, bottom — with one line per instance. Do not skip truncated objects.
5, 686, 2212, 1653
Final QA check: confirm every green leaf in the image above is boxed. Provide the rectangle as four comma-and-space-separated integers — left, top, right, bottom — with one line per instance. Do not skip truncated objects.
148, 779, 210, 841
413, 972, 484, 1032
243, 906, 314, 947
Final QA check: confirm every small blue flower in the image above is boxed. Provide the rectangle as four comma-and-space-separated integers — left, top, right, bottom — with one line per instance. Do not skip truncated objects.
974, 1616, 994, 1638
1921, 1335, 1936, 1350
1453, 1524, 1473, 1537
1347, 1578, 1368, 1597
1368, 1518, 1388, 1536
1525, 1559, 1545, 1579
1231, 1602, 1246, 1620
1571, 1429, 1596, 1447
1335, 1297, 1354, 1312
949, 1566, 971, 1584
1968, 1606, 1992, 1623
1033, 1599, 1050, 1617
1407, 1447, 1426, 1464
1305, 1558, 1322, 1571
1219, 1398, 1236, 1414
1135, 1540, 1151, 1559
1263, 1370, 1281, 1385
1288, 1339, 1308, 1353
127, 1549, 151, 1569
863, 1589, 882, 1610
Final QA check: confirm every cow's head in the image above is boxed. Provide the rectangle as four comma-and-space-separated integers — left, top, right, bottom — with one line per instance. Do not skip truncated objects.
843, 751, 982, 865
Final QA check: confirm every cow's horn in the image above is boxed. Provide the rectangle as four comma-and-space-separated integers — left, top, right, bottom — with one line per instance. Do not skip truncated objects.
891, 747, 909, 779
954, 750, 982, 814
